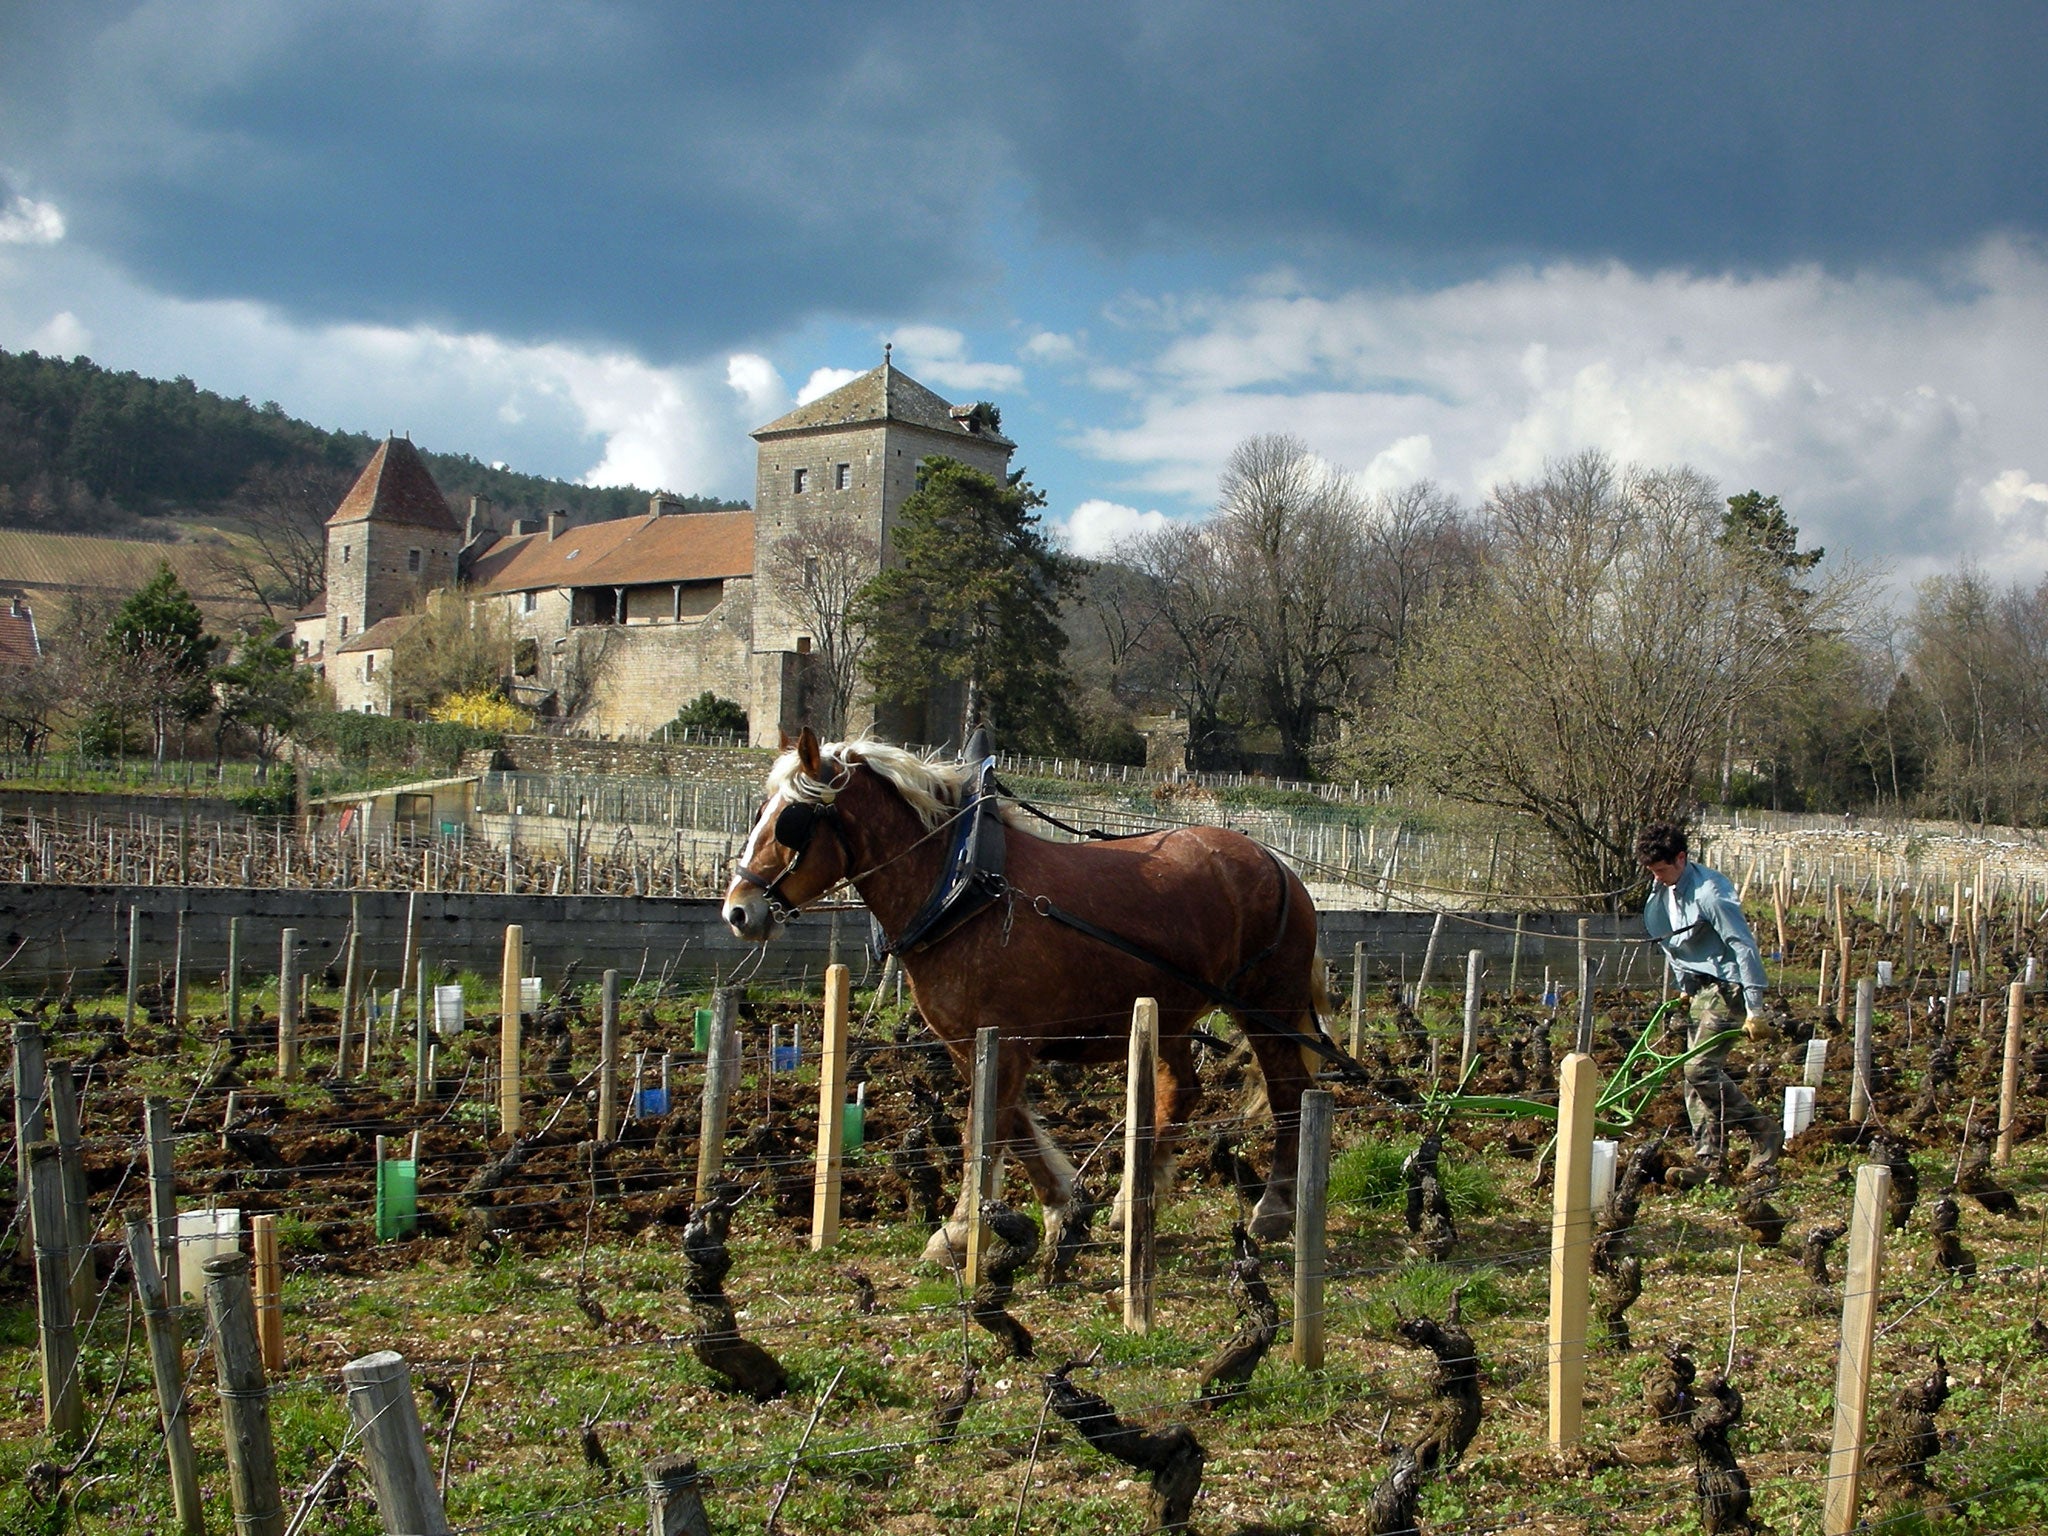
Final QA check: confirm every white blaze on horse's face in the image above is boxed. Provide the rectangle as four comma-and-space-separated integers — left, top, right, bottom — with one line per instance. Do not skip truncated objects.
722, 791, 787, 941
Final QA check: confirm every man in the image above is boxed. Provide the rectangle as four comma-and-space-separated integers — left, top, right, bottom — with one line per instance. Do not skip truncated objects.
1637, 820, 1782, 1173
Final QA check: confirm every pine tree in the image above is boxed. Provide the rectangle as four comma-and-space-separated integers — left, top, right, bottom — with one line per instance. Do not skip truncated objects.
856, 458, 1079, 749
106, 562, 217, 763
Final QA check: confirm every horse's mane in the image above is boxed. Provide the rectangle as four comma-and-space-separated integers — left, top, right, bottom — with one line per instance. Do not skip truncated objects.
766, 739, 1032, 834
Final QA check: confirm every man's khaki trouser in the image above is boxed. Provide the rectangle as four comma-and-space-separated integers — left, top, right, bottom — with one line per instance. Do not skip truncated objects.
1680, 985, 1780, 1166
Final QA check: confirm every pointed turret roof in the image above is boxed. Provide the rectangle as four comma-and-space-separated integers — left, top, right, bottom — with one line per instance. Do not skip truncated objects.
326, 436, 461, 532
751, 357, 1014, 447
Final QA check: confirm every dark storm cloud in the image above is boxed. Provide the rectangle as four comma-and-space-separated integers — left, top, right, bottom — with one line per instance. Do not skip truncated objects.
4, 1, 2043, 354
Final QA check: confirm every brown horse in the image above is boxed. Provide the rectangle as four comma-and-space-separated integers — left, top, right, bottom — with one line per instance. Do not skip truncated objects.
722, 729, 1330, 1256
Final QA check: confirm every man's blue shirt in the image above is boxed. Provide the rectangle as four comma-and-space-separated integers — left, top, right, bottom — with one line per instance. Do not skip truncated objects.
1642, 859, 1769, 1013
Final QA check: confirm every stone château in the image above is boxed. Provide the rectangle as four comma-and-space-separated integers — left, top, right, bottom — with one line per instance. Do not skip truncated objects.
306, 354, 1013, 748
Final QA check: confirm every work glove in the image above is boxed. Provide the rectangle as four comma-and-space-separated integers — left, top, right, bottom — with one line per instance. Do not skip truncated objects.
1743, 1012, 1775, 1045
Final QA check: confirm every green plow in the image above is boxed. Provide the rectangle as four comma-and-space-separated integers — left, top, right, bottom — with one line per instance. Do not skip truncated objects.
1414, 995, 1738, 1139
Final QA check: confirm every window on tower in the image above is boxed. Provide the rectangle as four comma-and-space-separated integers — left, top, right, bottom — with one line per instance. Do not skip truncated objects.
792, 467, 809, 494
835, 462, 851, 490
408, 548, 421, 573
342, 544, 351, 564
339, 615, 350, 637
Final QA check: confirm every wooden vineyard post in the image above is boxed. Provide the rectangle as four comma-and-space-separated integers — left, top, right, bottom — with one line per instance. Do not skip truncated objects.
1416, 911, 1445, 998
27, 1142, 82, 1443
1825, 1163, 1892, 1536
278, 927, 299, 1081
336, 923, 359, 1081
598, 968, 620, 1143
645, 1455, 713, 1536
1816, 948, 1832, 1013
1772, 876, 1788, 967
1851, 978, 1875, 1123
810, 965, 852, 1250
1461, 948, 1483, 1073
173, 907, 189, 1030
46, 1062, 93, 1314
252, 1213, 284, 1375
126, 1216, 204, 1535
1292, 1088, 1334, 1370
398, 891, 420, 1036
226, 914, 242, 1031
414, 954, 431, 1108
342, 1351, 453, 1535
1901, 885, 1917, 979
11, 1019, 47, 1242
204, 1254, 286, 1536
1349, 941, 1366, 1058
1575, 919, 1595, 1055
145, 1095, 179, 1307
1834, 885, 1851, 1023
1547, 1052, 1598, 1449
964, 1026, 1001, 1288
1998, 980, 2024, 1167
125, 904, 140, 1033
499, 924, 524, 1136
1122, 999, 1159, 1334
1510, 913, 1525, 994
696, 989, 738, 1202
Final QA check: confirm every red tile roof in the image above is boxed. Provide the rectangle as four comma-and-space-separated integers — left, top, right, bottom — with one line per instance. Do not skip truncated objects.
327, 437, 461, 533
0, 607, 39, 665
467, 510, 754, 594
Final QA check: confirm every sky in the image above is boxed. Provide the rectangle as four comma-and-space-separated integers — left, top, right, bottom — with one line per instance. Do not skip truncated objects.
3, 2, 2047, 586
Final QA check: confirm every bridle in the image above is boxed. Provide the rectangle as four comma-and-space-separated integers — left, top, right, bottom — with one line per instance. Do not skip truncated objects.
730, 794, 855, 919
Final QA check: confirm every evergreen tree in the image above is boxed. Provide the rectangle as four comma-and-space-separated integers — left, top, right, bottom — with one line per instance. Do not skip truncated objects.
213, 625, 314, 773
856, 457, 1080, 749
106, 562, 217, 762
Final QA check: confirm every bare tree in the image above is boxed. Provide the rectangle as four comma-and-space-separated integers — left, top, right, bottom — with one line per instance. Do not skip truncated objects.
208, 461, 350, 617
1385, 452, 1859, 898
769, 514, 880, 738
388, 592, 516, 718
1118, 520, 1245, 765
1211, 434, 1381, 778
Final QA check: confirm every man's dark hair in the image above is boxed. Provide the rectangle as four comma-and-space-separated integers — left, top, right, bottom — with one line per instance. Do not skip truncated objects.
1635, 820, 1688, 866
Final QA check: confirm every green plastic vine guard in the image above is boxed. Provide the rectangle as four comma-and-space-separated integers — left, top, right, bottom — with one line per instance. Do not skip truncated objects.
1418, 996, 1740, 1141
842, 1102, 865, 1153
375, 1158, 418, 1241
693, 1008, 714, 1051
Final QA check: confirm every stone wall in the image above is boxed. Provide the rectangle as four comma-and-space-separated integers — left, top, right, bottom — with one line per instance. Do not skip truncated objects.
497, 733, 771, 780
0, 880, 1630, 1002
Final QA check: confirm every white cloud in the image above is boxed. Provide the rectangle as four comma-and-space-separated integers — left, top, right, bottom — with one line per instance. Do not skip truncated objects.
0, 195, 64, 246
1982, 468, 2048, 523
0, 244, 768, 498
794, 365, 859, 405
889, 323, 1023, 393
725, 353, 786, 420
1057, 498, 1173, 557
25, 310, 90, 356
1022, 329, 1081, 363
1074, 240, 2048, 585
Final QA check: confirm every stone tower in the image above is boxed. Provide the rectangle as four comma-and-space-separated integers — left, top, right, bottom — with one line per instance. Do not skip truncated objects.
323, 436, 462, 662
748, 353, 1015, 745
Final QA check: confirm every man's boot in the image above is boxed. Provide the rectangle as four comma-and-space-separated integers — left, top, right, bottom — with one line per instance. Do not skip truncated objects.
1745, 1117, 1783, 1175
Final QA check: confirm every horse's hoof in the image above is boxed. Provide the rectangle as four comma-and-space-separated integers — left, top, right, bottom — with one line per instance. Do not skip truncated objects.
921, 1227, 965, 1266
1247, 1204, 1294, 1242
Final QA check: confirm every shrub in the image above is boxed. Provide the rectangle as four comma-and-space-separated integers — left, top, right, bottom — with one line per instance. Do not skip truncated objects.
227, 764, 298, 816
432, 690, 533, 733
664, 691, 747, 737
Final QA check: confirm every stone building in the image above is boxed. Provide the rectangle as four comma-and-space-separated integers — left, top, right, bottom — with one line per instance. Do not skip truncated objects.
314, 356, 1013, 745
748, 349, 1014, 743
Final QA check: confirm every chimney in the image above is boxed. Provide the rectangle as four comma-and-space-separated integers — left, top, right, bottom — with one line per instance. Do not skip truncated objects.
547, 509, 567, 542
650, 493, 685, 517
511, 516, 542, 537
466, 495, 493, 543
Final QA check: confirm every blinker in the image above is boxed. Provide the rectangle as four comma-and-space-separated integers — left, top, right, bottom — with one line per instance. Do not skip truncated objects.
773, 800, 819, 851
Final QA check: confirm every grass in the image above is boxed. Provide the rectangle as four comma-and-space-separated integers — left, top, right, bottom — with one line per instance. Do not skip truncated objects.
1325, 1133, 1500, 1217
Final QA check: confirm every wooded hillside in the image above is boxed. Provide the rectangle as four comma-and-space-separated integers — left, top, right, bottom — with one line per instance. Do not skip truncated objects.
0, 348, 742, 538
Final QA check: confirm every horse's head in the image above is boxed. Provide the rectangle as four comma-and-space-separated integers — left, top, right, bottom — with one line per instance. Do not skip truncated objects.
723, 727, 855, 941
